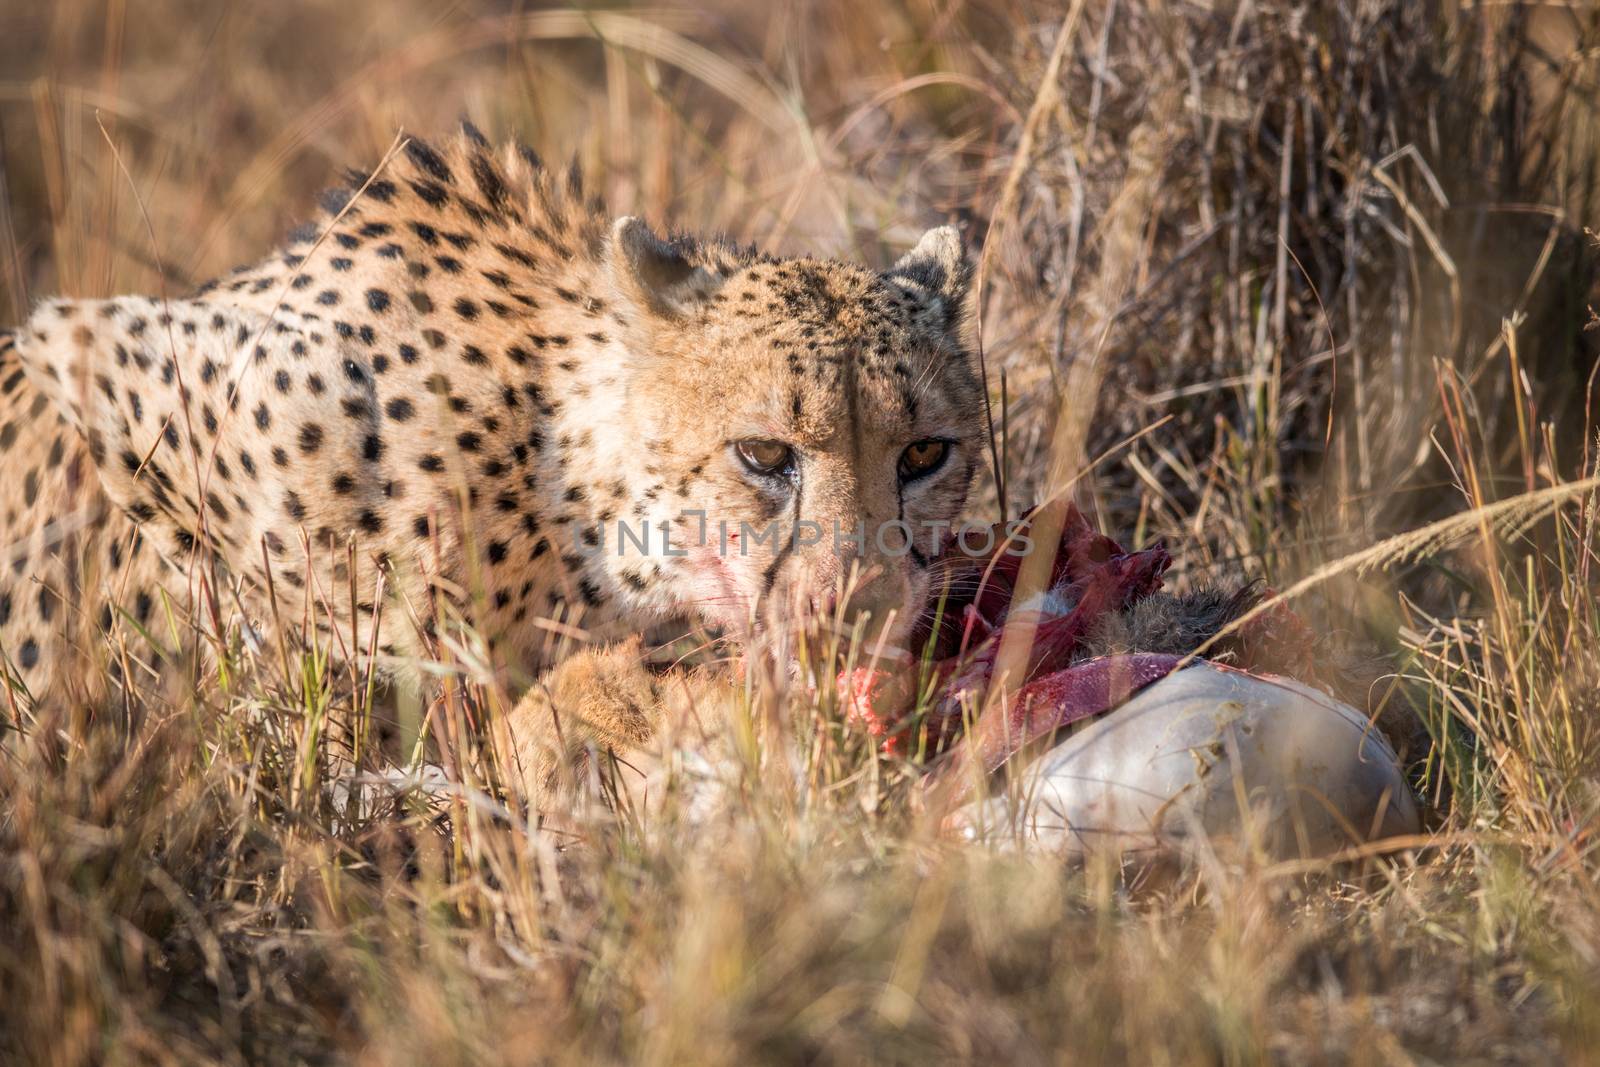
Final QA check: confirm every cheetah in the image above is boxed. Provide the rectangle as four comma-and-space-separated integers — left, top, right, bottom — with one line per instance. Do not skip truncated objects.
1, 124, 984, 799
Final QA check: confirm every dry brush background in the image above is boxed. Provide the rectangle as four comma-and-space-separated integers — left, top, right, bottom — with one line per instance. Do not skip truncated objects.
3, 1, 1600, 1063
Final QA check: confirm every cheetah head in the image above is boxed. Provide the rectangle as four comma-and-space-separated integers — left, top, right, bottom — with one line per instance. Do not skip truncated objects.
592, 219, 985, 659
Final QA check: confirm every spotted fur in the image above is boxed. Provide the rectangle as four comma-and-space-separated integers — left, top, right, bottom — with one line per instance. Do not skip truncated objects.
3, 128, 984, 790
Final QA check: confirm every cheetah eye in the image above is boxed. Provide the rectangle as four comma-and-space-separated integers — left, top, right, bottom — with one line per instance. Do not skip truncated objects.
735, 439, 794, 476
899, 439, 951, 482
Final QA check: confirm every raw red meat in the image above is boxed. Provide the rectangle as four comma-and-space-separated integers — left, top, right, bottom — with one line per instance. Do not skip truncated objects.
838, 503, 1316, 773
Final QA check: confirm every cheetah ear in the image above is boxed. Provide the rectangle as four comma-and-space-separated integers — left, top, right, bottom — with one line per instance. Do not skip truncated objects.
609, 216, 726, 320
884, 225, 974, 341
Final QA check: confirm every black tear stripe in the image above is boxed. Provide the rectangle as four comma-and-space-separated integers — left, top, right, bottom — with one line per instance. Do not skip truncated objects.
761, 480, 802, 600
898, 483, 930, 569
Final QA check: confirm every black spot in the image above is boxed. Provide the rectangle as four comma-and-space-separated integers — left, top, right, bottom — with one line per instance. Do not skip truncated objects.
332, 473, 354, 494
405, 139, 453, 182
419, 454, 444, 473
275, 370, 292, 393
386, 398, 414, 421
410, 180, 448, 207
299, 424, 324, 453
366, 289, 391, 313
254, 403, 271, 430
399, 344, 419, 364
487, 541, 508, 564
471, 154, 507, 207
461, 345, 488, 366
495, 242, 536, 267
456, 432, 482, 452
18, 639, 38, 670
284, 491, 306, 520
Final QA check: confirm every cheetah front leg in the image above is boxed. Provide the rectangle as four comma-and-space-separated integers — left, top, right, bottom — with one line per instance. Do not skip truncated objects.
499, 637, 664, 806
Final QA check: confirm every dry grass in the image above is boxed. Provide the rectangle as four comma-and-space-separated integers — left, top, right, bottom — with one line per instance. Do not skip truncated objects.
4, 1, 1600, 1062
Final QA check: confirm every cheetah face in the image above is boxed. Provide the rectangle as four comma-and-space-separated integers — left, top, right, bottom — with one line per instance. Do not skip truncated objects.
599, 220, 984, 656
